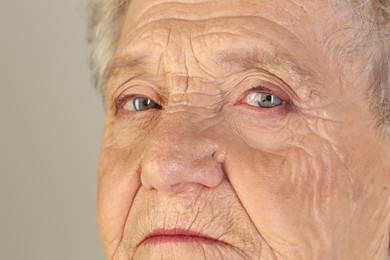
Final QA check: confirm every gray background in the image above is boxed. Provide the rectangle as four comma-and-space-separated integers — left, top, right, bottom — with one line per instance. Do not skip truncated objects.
0, 1, 105, 259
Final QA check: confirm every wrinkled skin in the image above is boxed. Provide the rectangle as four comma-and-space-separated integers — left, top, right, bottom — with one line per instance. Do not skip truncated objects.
97, 0, 390, 259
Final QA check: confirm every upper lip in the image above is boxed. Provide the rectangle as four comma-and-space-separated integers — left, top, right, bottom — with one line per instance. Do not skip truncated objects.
137, 228, 227, 247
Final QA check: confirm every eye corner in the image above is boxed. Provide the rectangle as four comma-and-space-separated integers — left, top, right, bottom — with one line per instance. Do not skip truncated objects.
114, 94, 134, 114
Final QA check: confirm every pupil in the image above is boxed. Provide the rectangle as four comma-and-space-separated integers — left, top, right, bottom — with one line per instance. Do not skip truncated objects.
143, 99, 151, 106
266, 95, 272, 102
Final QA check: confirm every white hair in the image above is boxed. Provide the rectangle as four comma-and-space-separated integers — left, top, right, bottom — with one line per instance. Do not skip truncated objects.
86, 0, 390, 131
87, 0, 129, 91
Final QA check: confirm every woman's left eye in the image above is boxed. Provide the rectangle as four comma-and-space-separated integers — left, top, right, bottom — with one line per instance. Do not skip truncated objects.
245, 92, 284, 108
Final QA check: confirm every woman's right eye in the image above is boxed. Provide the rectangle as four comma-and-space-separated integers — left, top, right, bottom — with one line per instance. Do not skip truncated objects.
121, 96, 162, 112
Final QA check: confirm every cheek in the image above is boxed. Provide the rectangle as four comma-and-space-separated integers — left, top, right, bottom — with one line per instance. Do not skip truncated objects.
224, 132, 354, 254
96, 122, 143, 254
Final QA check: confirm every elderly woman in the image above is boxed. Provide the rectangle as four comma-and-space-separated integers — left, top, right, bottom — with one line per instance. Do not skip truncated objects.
87, 0, 390, 259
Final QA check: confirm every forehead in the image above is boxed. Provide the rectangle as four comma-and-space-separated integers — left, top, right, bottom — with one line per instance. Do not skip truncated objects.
111, 2, 335, 80
126, 0, 328, 28
116, 0, 347, 69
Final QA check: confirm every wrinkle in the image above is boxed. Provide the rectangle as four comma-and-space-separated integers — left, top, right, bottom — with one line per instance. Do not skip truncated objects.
189, 34, 218, 80
192, 31, 242, 40
100, 1, 390, 258
200, 243, 207, 259
154, 25, 171, 76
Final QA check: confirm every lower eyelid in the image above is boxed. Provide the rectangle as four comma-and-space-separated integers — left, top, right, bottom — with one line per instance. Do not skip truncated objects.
235, 102, 291, 120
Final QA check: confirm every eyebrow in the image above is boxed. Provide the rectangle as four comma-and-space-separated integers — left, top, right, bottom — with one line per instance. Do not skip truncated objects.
215, 47, 316, 86
105, 54, 150, 84
106, 47, 314, 78
105, 47, 320, 99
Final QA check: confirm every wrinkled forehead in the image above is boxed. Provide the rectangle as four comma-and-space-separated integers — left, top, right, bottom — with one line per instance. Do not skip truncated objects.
106, 0, 365, 97
121, 0, 359, 60
114, 0, 354, 78
125, 0, 334, 31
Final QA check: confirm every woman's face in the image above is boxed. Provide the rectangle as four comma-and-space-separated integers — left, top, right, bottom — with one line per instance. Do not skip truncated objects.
97, 0, 390, 259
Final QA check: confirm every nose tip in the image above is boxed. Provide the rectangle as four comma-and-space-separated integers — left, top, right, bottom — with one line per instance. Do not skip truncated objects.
140, 133, 224, 194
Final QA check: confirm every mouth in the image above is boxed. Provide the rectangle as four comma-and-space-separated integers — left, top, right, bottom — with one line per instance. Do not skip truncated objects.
138, 228, 228, 247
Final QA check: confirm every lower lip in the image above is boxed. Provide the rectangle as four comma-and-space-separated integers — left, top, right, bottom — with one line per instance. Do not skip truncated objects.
143, 235, 220, 245
141, 229, 225, 246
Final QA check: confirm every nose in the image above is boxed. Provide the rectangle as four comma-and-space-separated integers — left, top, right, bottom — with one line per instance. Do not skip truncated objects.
140, 115, 225, 194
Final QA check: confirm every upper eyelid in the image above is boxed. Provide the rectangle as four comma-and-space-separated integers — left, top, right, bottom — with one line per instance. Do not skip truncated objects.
245, 86, 279, 95
221, 72, 293, 102
110, 79, 166, 109
115, 82, 167, 99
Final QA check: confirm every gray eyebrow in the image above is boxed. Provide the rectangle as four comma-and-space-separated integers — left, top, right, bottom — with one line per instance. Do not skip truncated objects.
215, 47, 318, 86
105, 54, 149, 83
104, 47, 321, 102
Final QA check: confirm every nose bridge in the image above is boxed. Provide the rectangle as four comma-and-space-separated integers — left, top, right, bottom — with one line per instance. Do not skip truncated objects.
148, 114, 205, 165
140, 111, 224, 193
